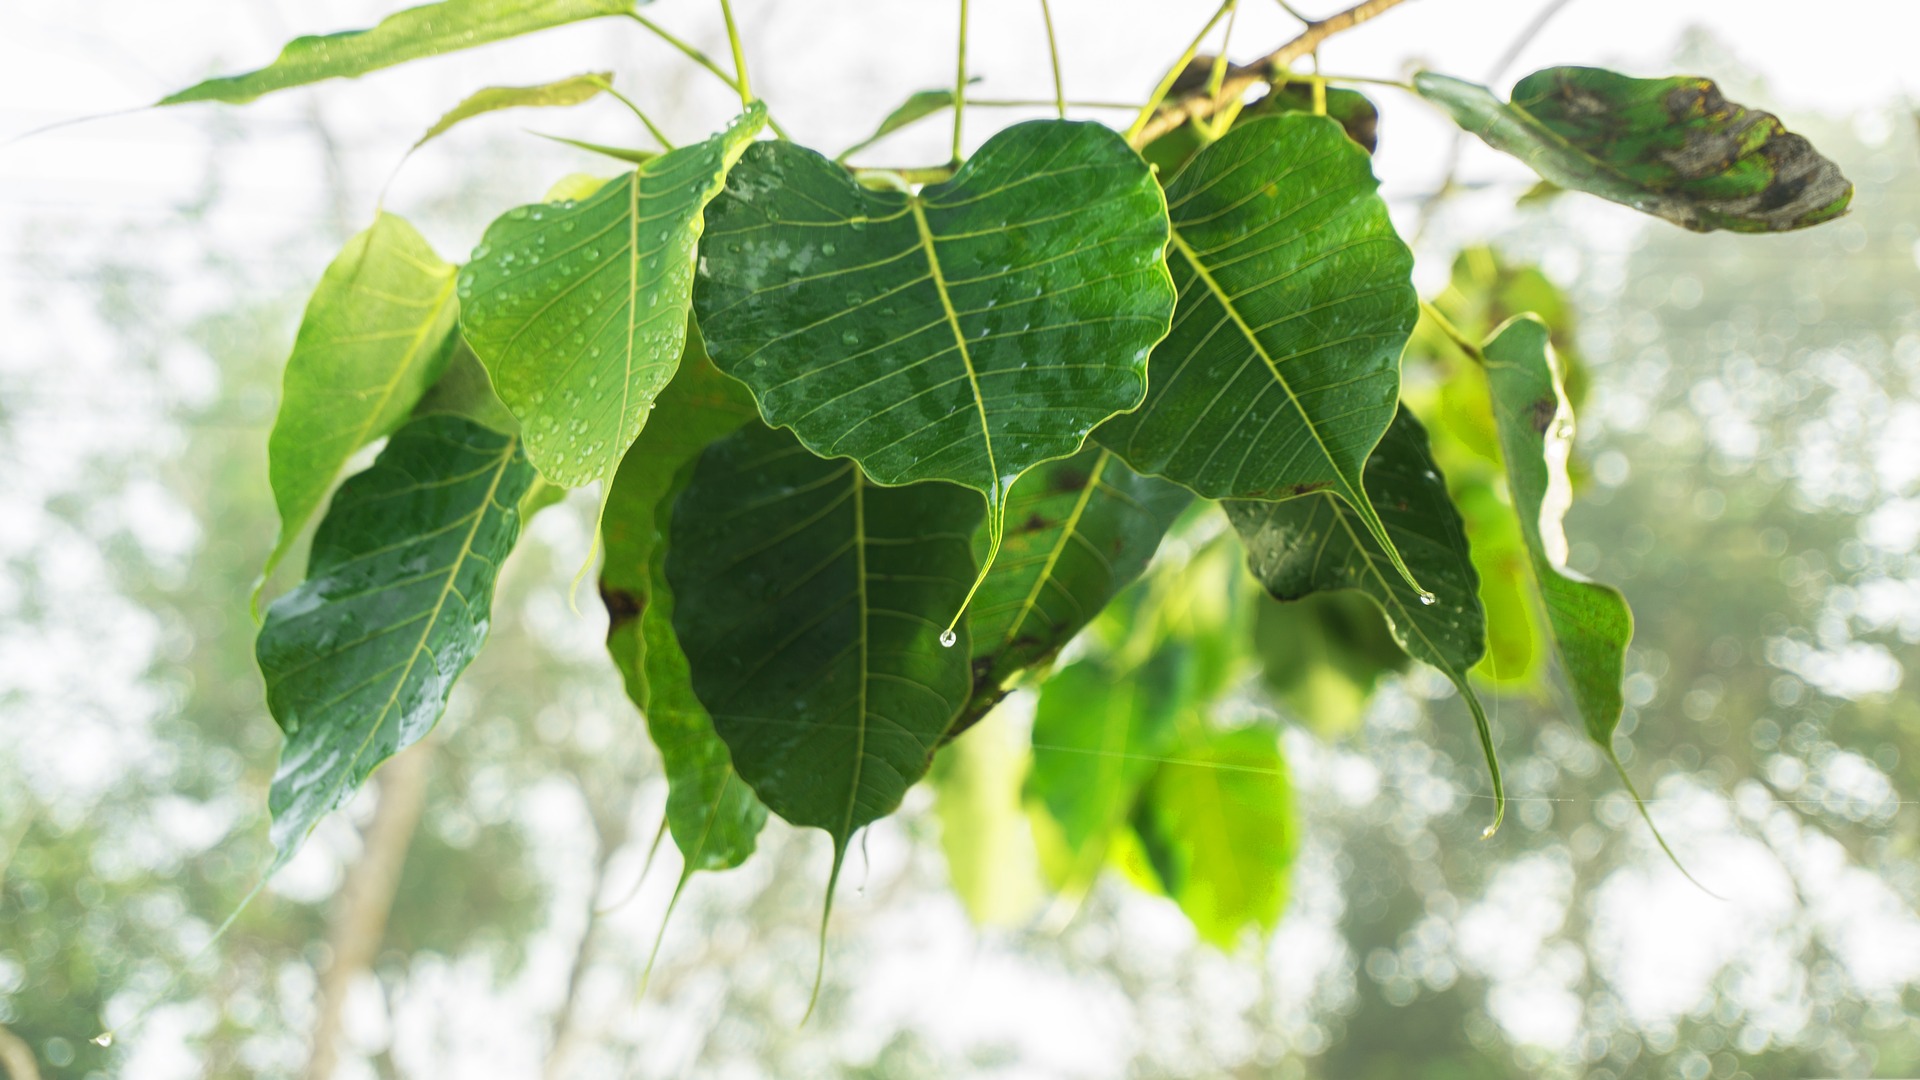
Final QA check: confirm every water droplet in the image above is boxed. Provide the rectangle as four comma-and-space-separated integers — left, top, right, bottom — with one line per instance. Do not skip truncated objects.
1418, 591, 1437, 606
939, 629, 957, 648
92, 1034, 113, 1048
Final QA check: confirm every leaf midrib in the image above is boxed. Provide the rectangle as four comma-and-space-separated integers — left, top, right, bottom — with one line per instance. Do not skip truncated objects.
908, 196, 998, 502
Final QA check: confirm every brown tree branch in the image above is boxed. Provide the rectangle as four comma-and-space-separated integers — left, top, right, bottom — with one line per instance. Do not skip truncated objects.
1129, 0, 1414, 149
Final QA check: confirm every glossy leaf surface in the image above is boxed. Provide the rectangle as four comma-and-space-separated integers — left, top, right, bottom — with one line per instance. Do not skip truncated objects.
160, 0, 635, 106
1414, 67, 1852, 233
263, 213, 458, 592
666, 422, 980, 865
459, 104, 764, 488
257, 416, 534, 869
1098, 115, 1422, 590
412, 72, 611, 151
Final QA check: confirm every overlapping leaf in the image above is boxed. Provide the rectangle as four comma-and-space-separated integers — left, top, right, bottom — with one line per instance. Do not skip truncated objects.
261, 213, 459, 596
1415, 66, 1852, 233
459, 104, 765, 488
1098, 114, 1424, 594
694, 119, 1175, 594
1132, 725, 1295, 948
160, 0, 635, 106
1253, 590, 1407, 737
1227, 409, 1504, 832
411, 72, 612, 151
666, 422, 980, 880
257, 415, 535, 870
955, 448, 1189, 735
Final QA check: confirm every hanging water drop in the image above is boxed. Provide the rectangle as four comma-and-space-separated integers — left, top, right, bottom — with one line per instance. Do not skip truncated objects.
939, 629, 957, 648
1418, 591, 1437, 606
92, 1033, 113, 1048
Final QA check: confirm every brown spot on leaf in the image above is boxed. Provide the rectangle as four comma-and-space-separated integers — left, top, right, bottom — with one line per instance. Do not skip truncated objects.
599, 584, 643, 635
1528, 397, 1558, 436
1048, 468, 1089, 494
1020, 512, 1051, 534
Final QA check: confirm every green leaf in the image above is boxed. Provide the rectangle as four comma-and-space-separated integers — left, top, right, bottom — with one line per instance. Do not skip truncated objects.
599, 332, 766, 872
412, 337, 518, 434
160, 0, 636, 106
1141, 78, 1377, 176
257, 415, 535, 870
665, 421, 980, 876
930, 709, 1046, 926
1097, 114, 1425, 595
411, 72, 612, 151
836, 80, 977, 161
1254, 590, 1407, 737
262, 212, 459, 597
1227, 408, 1504, 834
1413, 67, 1852, 233
458, 104, 766, 489
956, 448, 1190, 734
1026, 648, 1190, 893
1131, 725, 1296, 948
694, 119, 1176, 620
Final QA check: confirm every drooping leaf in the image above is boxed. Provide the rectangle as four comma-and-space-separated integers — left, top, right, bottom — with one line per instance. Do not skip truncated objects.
411, 72, 612, 151
666, 421, 980, 878
1414, 66, 1852, 233
836, 80, 978, 162
261, 212, 459, 596
458, 104, 765, 489
1098, 114, 1425, 594
160, 0, 636, 106
1026, 648, 1191, 893
1253, 590, 1407, 737
955, 448, 1190, 736
1452, 480, 1549, 687
1227, 408, 1504, 832
930, 708, 1046, 926
599, 333, 766, 872
257, 415, 535, 870
694, 119, 1176, 611
1131, 725, 1296, 948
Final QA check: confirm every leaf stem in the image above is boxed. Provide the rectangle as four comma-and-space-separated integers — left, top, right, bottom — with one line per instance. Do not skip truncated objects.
1124, 0, 1235, 145
717, 0, 753, 107
627, 12, 791, 138
588, 76, 675, 149
1420, 300, 1486, 363
1037, 0, 1067, 119
952, 0, 971, 163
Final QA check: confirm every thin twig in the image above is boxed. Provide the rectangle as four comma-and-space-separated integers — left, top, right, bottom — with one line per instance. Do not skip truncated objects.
1038, 0, 1066, 119
953, 0, 971, 162
627, 12, 791, 138
717, 0, 753, 107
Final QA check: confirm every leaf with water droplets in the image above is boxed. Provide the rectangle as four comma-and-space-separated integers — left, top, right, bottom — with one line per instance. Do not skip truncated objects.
159, 0, 636, 106
1414, 67, 1852, 233
1097, 114, 1426, 595
261, 212, 458, 602
666, 421, 980, 893
257, 415, 535, 872
1227, 408, 1505, 833
410, 71, 613, 152
460, 104, 766, 489
694, 120, 1175, 625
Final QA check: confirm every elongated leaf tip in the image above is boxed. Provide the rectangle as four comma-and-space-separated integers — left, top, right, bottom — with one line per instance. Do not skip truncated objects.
598, 816, 670, 916
1607, 749, 1724, 900
802, 841, 849, 1027
638, 865, 695, 999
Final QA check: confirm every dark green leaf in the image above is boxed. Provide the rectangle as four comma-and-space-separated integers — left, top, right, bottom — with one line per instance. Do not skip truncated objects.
411, 72, 612, 151
1414, 66, 1852, 233
459, 104, 765, 489
262, 213, 458, 597
1227, 409, 1504, 833
1098, 114, 1425, 595
160, 0, 636, 106
666, 422, 980, 875
257, 415, 535, 870
956, 448, 1189, 735
1132, 725, 1295, 948
694, 120, 1175, 599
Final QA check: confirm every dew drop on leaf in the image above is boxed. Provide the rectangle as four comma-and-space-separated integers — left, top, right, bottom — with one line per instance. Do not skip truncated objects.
939, 629, 957, 648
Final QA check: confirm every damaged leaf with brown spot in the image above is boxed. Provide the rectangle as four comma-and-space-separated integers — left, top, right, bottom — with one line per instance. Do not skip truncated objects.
1415, 66, 1852, 233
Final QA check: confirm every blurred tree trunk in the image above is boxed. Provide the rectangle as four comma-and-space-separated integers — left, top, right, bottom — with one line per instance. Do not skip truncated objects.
0, 1023, 40, 1080
304, 743, 432, 1080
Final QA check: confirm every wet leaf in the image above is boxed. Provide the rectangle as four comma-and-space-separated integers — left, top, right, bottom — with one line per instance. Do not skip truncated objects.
1098, 114, 1424, 594
411, 72, 612, 151
262, 213, 458, 597
1228, 408, 1504, 832
1415, 66, 1852, 233
160, 0, 636, 106
257, 415, 535, 870
1132, 724, 1296, 948
694, 119, 1175, 598
459, 104, 765, 489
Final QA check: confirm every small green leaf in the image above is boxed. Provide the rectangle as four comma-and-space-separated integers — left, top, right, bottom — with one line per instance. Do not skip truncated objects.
1099, 114, 1424, 595
1227, 408, 1504, 834
160, 0, 636, 106
956, 448, 1190, 734
262, 212, 459, 596
665, 421, 980, 871
836, 80, 977, 161
258, 415, 535, 870
1414, 66, 1852, 233
695, 120, 1176, 619
1131, 725, 1296, 949
411, 72, 612, 151
459, 104, 765, 489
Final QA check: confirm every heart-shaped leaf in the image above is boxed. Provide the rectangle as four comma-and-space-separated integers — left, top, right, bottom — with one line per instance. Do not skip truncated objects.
1414, 67, 1852, 233
694, 119, 1176, 625
459, 103, 765, 489
665, 421, 980, 885
260, 213, 459, 599
258, 415, 535, 870
1227, 408, 1504, 833
160, 0, 636, 106
1097, 114, 1425, 595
